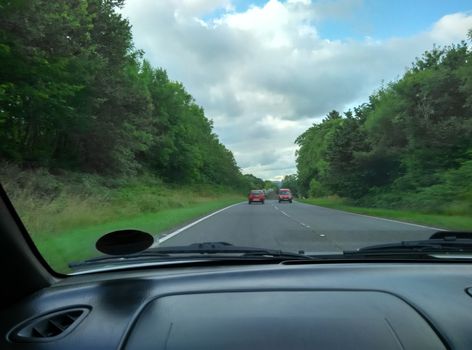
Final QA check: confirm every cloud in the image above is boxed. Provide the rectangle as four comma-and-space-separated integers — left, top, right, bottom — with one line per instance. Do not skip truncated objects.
430, 12, 472, 42
172, 0, 233, 16
121, 0, 472, 179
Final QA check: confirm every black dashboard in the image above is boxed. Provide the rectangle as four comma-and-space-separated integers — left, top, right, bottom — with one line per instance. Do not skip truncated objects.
2, 262, 472, 349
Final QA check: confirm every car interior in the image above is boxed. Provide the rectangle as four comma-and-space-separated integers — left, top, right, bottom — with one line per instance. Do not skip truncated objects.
2, 186, 472, 350
2, 0, 472, 348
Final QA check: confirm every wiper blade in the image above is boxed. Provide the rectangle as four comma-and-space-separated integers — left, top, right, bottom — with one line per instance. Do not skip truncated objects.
150, 242, 311, 259
348, 232, 472, 256
68, 252, 171, 268
358, 240, 472, 253
69, 242, 312, 269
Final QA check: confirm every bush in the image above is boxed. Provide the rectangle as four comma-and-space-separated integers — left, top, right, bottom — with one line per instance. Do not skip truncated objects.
353, 159, 472, 215
309, 178, 329, 197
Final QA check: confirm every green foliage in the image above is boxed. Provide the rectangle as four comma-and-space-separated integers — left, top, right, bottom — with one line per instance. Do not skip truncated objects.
263, 180, 278, 191
281, 174, 300, 197
295, 40, 472, 215
242, 174, 265, 192
295, 110, 342, 196
308, 178, 326, 198
0, 0, 244, 188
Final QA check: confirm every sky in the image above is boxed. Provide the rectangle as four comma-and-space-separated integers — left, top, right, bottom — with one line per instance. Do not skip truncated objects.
121, 0, 472, 180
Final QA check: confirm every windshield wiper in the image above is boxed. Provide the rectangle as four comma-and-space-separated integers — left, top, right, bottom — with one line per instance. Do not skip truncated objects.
345, 232, 472, 257
68, 252, 171, 268
150, 242, 311, 258
69, 242, 313, 269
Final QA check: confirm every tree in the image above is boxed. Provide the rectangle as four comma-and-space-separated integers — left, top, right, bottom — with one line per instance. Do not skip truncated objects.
242, 174, 264, 192
0, 0, 245, 189
281, 174, 299, 197
295, 110, 342, 196
294, 40, 472, 212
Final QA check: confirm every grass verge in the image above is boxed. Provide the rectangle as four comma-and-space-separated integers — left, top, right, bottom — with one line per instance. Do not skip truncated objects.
0, 163, 245, 273
33, 197, 242, 273
299, 197, 472, 231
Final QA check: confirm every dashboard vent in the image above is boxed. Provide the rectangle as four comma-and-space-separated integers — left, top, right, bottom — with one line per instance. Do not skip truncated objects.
9, 307, 90, 342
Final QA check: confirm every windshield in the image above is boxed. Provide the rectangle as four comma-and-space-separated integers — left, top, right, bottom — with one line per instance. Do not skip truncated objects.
1, 0, 472, 273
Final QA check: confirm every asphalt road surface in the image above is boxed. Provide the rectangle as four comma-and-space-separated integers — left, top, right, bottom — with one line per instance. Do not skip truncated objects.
159, 200, 438, 253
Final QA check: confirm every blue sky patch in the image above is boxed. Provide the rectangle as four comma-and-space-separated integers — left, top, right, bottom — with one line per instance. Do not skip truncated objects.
203, 0, 471, 40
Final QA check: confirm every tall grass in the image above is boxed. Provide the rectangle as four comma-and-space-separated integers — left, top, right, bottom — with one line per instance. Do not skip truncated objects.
0, 163, 244, 272
0, 163, 242, 238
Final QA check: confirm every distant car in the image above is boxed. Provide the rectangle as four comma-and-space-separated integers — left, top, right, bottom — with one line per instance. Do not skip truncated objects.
278, 189, 293, 203
248, 190, 265, 204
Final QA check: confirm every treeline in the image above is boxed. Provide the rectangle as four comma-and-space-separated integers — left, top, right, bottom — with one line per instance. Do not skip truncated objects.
281, 174, 298, 197
0, 0, 245, 188
295, 37, 472, 214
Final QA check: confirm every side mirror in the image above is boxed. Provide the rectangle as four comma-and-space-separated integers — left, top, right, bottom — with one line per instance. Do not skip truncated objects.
96, 229, 154, 255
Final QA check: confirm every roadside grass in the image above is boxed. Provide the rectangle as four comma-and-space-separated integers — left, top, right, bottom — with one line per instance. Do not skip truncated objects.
299, 197, 472, 231
32, 197, 242, 273
0, 163, 243, 273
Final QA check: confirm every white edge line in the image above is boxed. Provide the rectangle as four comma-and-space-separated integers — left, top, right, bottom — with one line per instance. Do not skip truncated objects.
301, 202, 444, 231
349, 212, 444, 231
156, 202, 243, 245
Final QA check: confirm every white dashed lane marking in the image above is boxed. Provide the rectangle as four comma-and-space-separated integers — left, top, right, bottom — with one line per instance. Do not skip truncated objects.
272, 203, 313, 230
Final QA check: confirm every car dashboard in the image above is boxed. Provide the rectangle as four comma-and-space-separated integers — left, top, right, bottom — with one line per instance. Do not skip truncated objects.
1, 261, 472, 349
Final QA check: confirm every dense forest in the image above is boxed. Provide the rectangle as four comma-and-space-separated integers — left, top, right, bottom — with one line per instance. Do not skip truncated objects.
295, 34, 472, 214
0, 0, 249, 189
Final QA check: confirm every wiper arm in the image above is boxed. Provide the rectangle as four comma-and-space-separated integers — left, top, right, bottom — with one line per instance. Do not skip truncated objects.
69, 242, 312, 269
358, 240, 472, 253
150, 242, 312, 259
68, 251, 171, 268
347, 233, 472, 256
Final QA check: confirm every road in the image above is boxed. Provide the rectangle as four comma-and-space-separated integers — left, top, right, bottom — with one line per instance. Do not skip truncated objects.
159, 200, 438, 253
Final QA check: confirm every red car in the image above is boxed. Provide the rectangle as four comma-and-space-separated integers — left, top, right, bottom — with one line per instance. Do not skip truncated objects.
278, 188, 293, 203
248, 190, 265, 204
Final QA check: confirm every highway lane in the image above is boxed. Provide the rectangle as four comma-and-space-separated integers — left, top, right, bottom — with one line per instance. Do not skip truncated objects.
158, 200, 438, 253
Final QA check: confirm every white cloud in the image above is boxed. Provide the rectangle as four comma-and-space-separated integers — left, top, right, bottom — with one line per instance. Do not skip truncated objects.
430, 12, 472, 42
173, 0, 232, 16
121, 1, 472, 180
